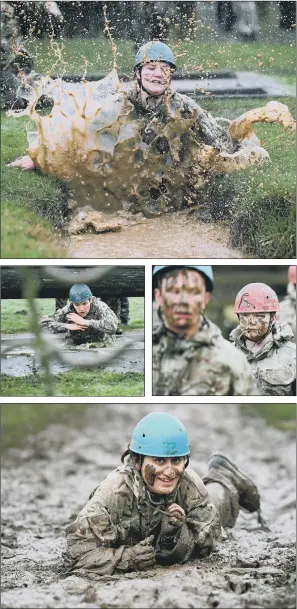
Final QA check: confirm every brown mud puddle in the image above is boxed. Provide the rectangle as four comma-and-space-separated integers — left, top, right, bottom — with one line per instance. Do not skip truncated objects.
64, 212, 242, 258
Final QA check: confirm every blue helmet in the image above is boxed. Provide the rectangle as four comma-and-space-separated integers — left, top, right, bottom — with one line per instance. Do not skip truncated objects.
153, 265, 214, 293
134, 41, 176, 70
69, 283, 93, 303
130, 412, 190, 457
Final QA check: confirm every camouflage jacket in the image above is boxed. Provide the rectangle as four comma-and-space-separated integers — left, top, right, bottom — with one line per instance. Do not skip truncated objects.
279, 293, 296, 341
121, 82, 239, 214
64, 461, 221, 576
153, 318, 255, 396
39, 298, 118, 344
229, 323, 296, 396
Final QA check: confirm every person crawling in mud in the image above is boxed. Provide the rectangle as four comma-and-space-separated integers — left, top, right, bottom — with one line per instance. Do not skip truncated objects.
7, 41, 295, 227
230, 282, 296, 396
39, 283, 118, 346
64, 412, 262, 576
279, 266, 296, 341
152, 265, 255, 396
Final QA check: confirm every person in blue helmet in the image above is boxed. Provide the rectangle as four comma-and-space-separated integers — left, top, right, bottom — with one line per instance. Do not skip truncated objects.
152, 265, 255, 396
39, 283, 118, 345
64, 411, 261, 576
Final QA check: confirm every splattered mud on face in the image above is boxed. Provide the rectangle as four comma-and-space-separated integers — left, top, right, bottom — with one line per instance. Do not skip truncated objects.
142, 457, 185, 495
157, 269, 206, 336
143, 464, 157, 487
239, 312, 271, 341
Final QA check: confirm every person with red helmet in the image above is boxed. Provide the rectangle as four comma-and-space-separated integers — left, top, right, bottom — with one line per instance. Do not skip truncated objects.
279, 266, 296, 341
230, 282, 296, 396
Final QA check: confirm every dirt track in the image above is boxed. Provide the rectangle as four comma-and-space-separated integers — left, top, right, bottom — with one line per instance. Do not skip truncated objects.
1, 404, 296, 608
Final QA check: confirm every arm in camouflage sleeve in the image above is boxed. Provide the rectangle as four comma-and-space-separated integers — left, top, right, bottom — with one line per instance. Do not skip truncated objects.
65, 499, 154, 575
155, 483, 221, 565
232, 354, 257, 396
84, 302, 118, 334
39, 307, 69, 333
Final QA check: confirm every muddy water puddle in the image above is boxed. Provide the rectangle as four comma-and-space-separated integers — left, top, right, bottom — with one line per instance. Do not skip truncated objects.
1, 404, 295, 609
65, 213, 242, 258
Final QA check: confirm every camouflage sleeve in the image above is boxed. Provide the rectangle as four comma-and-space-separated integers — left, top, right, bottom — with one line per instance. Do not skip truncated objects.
231, 355, 257, 396
39, 307, 69, 333
182, 95, 238, 154
64, 498, 134, 576
155, 483, 221, 564
86, 302, 118, 334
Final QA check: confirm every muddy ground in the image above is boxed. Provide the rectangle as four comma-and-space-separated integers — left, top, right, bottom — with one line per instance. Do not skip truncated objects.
1, 329, 144, 376
64, 213, 242, 259
1, 404, 296, 609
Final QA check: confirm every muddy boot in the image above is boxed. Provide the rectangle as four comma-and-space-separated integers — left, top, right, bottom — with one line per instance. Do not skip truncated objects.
206, 452, 260, 514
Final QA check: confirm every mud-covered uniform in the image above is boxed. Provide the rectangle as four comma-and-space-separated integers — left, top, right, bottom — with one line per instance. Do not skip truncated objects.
0, 1, 33, 109
123, 82, 239, 215
64, 461, 222, 576
153, 318, 255, 396
229, 322, 296, 396
39, 297, 118, 345
279, 289, 296, 341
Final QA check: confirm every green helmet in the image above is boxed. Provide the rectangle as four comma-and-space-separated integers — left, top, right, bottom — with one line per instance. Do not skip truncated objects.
134, 41, 176, 70
69, 283, 93, 303
153, 265, 214, 293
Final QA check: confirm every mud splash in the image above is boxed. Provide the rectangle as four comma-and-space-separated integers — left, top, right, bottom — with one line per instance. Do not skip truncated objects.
8, 68, 295, 224
65, 212, 242, 258
1, 404, 295, 608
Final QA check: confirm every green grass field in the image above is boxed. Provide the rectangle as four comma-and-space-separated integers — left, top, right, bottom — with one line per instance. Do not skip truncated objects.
1, 296, 144, 333
1, 370, 144, 398
1, 36, 295, 258
241, 404, 296, 431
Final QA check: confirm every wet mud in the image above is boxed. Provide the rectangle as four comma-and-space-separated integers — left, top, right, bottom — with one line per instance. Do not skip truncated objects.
1, 404, 295, 608
1, 330, 144, 376
65, 212, 242, 258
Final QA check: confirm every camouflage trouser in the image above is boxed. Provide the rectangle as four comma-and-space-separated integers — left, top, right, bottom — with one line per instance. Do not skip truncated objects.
104, 298, 121, 324
120, 297, 130, 324
203, 473, 240, 529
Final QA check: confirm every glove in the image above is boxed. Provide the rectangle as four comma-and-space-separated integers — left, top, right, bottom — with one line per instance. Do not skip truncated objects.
122, 536, 156, 571
160, 504, 186, 536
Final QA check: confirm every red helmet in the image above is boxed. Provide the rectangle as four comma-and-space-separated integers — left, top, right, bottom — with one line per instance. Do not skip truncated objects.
234, 283, 280, 314
288, 265, 296, 284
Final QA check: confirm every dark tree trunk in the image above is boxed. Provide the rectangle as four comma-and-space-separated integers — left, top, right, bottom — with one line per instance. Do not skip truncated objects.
1, 266, 144, 299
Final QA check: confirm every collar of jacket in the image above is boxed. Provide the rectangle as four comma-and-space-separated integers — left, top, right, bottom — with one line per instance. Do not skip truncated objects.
126, 82, 175, 115
153, 317, 221, 350
229, 322, 294, 360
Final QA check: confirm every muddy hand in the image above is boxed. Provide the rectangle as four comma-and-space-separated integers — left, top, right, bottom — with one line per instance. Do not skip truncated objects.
7, 155, 36, 171
67, 313, 88, 326
130, 535, 156, 571
161, 503, 185, 534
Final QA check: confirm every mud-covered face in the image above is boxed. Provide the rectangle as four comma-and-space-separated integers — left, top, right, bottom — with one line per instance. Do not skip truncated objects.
239, 312, 272, 341
73, 299, 92, 317
154, 269, 209, 337
137, 61, 172, 96
141, 456, 185, 495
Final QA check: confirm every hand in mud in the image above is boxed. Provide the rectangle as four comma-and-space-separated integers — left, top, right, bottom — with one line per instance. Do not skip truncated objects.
161, 504, 186, 535
7, 155, 36, 171
67, 313, 88, 327
129, 536, 156, 571
64, 323, 86, 331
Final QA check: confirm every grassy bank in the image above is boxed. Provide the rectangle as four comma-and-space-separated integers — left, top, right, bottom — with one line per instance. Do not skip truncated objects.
201, 97, 296, 258
242, 403, 296, 431
1, 370, 144, 397
2, 37, 295, 258
1, 297, 144, 333
1, 403, 91, 452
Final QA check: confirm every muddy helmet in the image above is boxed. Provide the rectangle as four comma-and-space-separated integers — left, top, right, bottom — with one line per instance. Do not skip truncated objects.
130, 412, 190, 457
153, 265, 214, 293
134, 41, 176, 70
69, 283, 93, 303
288, 265, 296, 284
234, 283, 280, 313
